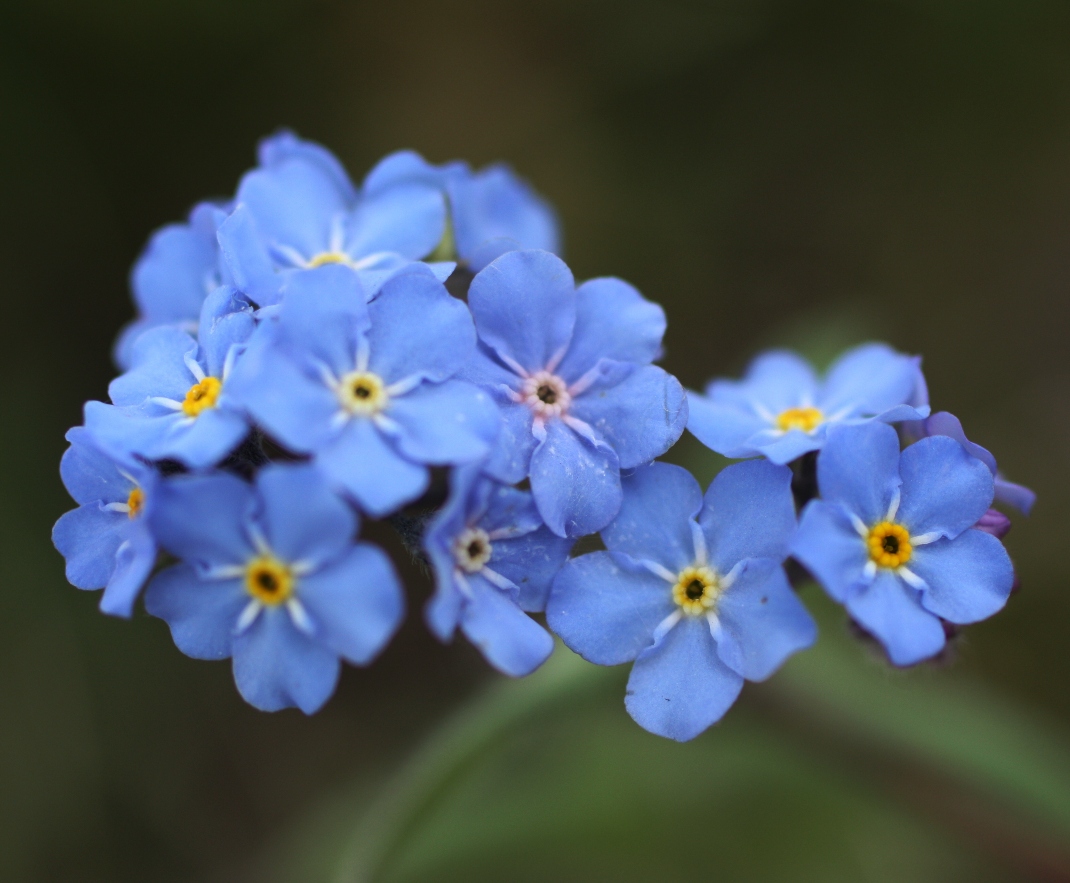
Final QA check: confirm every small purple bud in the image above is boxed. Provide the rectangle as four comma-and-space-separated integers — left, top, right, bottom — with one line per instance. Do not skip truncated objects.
975, 508, 1011, 539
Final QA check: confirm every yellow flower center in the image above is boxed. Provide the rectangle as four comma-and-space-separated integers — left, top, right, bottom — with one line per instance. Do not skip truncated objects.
182, 376, 222, 417
867, 521, 912, 568
776, 406, 824, 433
307, 250, 352, 268
126, 487, 145, 519
672, 565, 721, 616
338, 370, 389, 416
245, 556, 294, 606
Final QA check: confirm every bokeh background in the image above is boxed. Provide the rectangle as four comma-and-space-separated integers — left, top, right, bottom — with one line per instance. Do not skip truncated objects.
2, 1, 1069, 880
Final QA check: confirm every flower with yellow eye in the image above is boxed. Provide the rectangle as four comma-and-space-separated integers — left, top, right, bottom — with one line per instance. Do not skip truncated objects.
792, 423, 1015, 667
145, 464, 403, 715
687, 343, 930, 466
84, 286, 254, 469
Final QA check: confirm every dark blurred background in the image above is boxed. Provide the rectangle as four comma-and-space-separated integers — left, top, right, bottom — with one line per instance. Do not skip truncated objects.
2, 1, 1069, 880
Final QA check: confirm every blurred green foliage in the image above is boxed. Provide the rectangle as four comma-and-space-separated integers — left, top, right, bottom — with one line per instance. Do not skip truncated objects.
2, 0, 1069, 879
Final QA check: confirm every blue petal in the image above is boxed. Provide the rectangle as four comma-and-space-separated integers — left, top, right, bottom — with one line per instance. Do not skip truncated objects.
257, 130, 357, 203
754, 428, 827, 465
715, 561, 817, 681
277, 265, 368, 378
817, 422, 902, 525
52, 505, 127, 589
255, 464, 356, 568
601, 462, 703, 574
316, 418, 429, 517
60, 426, 139, 505
569, 364, 687, 470
790, 500, 870, 603
530, 418, 622, 537
156, 407, 249, 469
699, 459, 796, 573
555, 277, 665, 382
625, 617, 744, 742
708, 350, 819, 414
216, 204, 282, 306
467, 250, 576, 374
480, 482, 544, 537
919, 412, 997, 473
144, 563, 246, 660
425, 575, 464, 642
99, 525, 157, 618
109, 325, 199, 406
995, 477, 1036, 515
346, 182, 445, 260
460, 576, 554, 676
819, 343, 925, 417
910, 529, 1014, 624
366, 272, 476, 385
845, 570, 946, 666
362, 149, 452, 194
447, 164, 560, 269
149, 472, 256, 568
547, 551, 674, 665
198, 285, 256, 379
685, 392, 770, 459
231, 606, 340, 713
386, 381, 498, 464
298, 543, 404, 665
485, 526, 574, 613
479, 401, 536, 485
897, 436, 994, 539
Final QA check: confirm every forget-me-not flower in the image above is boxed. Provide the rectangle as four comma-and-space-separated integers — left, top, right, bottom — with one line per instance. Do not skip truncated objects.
227, 265, 499, 516
904, 411, 1035, 514
424, 464, 573, 676
547, 460, 816, 741
687, 343, 930, 465
791, 422, 1014, 666
52, 427, 159, 617
463, 249, 687, 538
114, 201, 230, 370
85, 286, 255, 469
145, 463, 403, 713
362, 150, 560, 271
217, 131, 454, 307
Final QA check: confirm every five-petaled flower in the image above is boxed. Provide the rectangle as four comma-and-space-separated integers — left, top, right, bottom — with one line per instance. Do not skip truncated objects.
52, 427, 159, 617
227, 264, 499, 516
547, 460, 816, 741
145, 463, 403, 713
464, 249, 688, 537
687, 343, 930, 465
423, 465, 574, 676
791, 422, 1015, 666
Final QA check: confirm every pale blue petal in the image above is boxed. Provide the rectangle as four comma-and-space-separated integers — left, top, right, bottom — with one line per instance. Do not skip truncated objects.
546, 551, 674, 665
60, 426, 139, 505
715, 561, 817, 681
256, 464, 356, 567
790, 500, 869, 603
700, 459, 796, 572
911, 529, 1014, 624
131, 205, 218, 322
569, 364, 687, 470
156, 407, 249, 469
345, 182, 445, 259
467, 250, 576, 374
298, 543, 404, 665
100, 526, 157, 618
460, 576, 554, 676
530, 418, 622, 537
480, 401, 537, 485
362, 149, 451, 194
995, 478, 1036, 515
387, 381, 498, 465
109, 326, 199, 406
144, 563, 246, 660
258, 131, 356, 199
216, 204, 282, 306
897, 436, 994, 539
708, 351, 818, 414
601, 462, 703, 573
277, 265, 368, 376
232, 607, 340, 713
149, 472, 256, 568
485, 526, 573, 612
753, 428, 827, 465
845, 570, 947, 666
625, 617, 744, 742
198, 285, 256, 378
480, 482, 544, 537
817, 422, 902, 525
52, 505, 127, 589
819, 343, 925, 417
685, 392, 770, 458
555, 277, 665, 382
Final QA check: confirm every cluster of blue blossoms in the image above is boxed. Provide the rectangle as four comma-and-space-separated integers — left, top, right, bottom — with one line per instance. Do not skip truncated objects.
54, 133, 1034, 740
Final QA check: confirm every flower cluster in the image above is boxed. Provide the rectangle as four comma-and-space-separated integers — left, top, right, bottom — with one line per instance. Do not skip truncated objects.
54, 132, 1033, 740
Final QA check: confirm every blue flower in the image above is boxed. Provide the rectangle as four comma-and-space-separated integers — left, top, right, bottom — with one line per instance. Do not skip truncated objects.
463, 250, 688, 537
114, 201, 229, 370
84, 286, 255, 469
687, 343, 930, 465
145, 463, 403, 713
217, 131, 454, 307
904, 411, 1035, 514
423, 465, 573, 676
547, 460, 816, 741
362, 151, 560, 271
52, 427, 158, 617
791, 422, 1015, 666
227, 265, 499, 516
